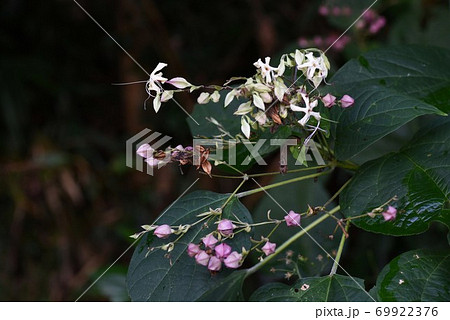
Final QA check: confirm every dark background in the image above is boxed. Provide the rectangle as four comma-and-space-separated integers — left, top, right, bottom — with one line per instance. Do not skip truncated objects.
1, 0, 448, 301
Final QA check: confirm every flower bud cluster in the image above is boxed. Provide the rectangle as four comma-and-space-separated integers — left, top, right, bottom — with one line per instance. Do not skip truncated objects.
187, 232, 243, 272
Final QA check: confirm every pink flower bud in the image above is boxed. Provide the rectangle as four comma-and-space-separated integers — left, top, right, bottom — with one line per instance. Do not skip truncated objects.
298, 37, 309, 48
215, 243, 232, 259
284, 210, 301, 227
322, 93, 336, 108
217, 219, 236, 236
340, 95, 355, 108
355, 20, 366, 30
202, 233, 218, 249
153, 224, 172, 239
369, 16, 386, 34
195, 250, 210, 266
318, 5, 329, 16
261, 241, 276, 256
331, 6, 341, 16
136, 143, 154, 158
342, 7, 352, 16
363, 9, 376, 22
187, 243, 200, 257
313, 35, 323, 47
207, 256, 222, 272
382, 206, 397, 221
224, 251, 242, 269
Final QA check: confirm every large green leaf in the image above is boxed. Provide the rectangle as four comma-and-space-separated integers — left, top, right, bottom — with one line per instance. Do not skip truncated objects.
126, 191, 253, 301
376, 249, 450, 301
249, 275, 373, 302
340, 119, 450, 236
330, 45, 449, 159
197, 270, 247, 301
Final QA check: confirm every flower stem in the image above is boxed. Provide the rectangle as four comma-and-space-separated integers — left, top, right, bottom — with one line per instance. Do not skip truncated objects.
221, 179, 246, 209
246, 206, 340, 276
236, 170, 331, 199
322, 178, 352, 208
329, 220, 350, 276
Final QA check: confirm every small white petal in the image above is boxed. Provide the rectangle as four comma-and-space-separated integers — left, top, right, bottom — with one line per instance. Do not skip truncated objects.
153, 93, 162, 112
241, 117, 251, 139
234, 101, 253, 115
224, 90, 236, 108
161, 90, 174, 102
197, 92, 211, 104
294, 50, 304, 66
260, 92, 273, 103
211, 90, 220, 103
253, 94, 265, 111
290, 104, 306, 112
298, 114, 310, 127
166, 77, 192, 89
151, 63, 167, 75
255, 111, 267, 126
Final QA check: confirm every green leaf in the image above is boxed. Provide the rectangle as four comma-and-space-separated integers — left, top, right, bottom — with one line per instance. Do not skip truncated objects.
126, 191, 253, 301
376, 249, 450, 301
250, 275, 373, 302
197, 270, 247, 301
340, 119, 450, 236
330, 45, 450, 159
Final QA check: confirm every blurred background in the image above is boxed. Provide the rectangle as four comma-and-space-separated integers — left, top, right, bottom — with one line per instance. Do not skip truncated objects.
1, 0, 449, 301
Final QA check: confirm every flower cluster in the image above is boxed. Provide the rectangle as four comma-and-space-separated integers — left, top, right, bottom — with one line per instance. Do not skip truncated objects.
187, 233, 243, 272
318, 4, 352, 17
196, 49, 353, 139
136, 143, 194, 168
356, 9, 386, 34
298, 34, 351, 52
144, 49, 354, 142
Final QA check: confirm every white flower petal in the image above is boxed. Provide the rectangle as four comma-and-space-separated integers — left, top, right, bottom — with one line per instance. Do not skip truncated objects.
197, 92, 211, 104
234, 101, 253, 115
298, 114, 310, 127
161, 90, 174, 102
224, 90, 236, 108
167, 77, 192, 89
253, 94, 265, 111
153, 92, 162, 113
290, 104, 306, 112
241, 117, 251, 139
151, 62, 167, 75
294, 50, 304, 66
211, 90, 220, 103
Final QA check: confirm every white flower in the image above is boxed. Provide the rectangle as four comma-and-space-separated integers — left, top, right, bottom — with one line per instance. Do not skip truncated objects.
290, 93, 320, 126
146, 62, 168, 94
296, 53, 329, 88
254, 57, 278, 84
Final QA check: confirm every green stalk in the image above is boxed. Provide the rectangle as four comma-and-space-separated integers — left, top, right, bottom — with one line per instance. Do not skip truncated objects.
330, 220, 350, 275
246, 206, 340, 276
236, 170, 331, 199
